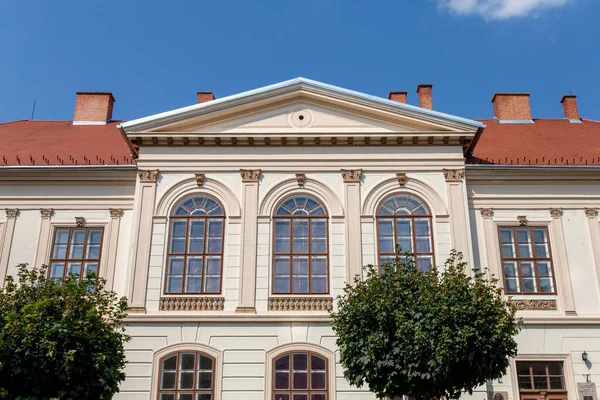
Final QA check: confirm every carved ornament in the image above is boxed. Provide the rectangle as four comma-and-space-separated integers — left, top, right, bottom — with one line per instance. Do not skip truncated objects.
340, 169, 362, 183
5, 208, 18, 218
75, 217, 85, 227
109, 208, 123, 218
480, 208, 493, 218
442, 169, 464, 182
195, 173, 205, 187
295, 173, 306, 186
138, 169, 159, 183
396, 172, 406, 186
509, 299, 557, 311
159, 296, 225, 311
585, 208, 598, 218
517, 216, 528, 226
240, 169, 261, 182
549, 208, 562, 219
40, 208, 53, 218
268, 297, 333, 311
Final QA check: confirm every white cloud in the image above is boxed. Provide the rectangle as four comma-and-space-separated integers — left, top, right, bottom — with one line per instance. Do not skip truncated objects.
438, 0, 571, 19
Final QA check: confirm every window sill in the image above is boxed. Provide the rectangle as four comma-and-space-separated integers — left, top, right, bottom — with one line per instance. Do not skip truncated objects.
159, 296, 224, 311
268, 296, 333, 311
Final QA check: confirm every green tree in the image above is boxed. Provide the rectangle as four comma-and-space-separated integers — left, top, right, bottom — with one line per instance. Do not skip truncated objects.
0, 264, 130, 400
331, 251, 519, 400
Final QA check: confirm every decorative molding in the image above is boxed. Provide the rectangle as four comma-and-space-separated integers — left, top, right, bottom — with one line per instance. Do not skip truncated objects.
295, 173, 306, 186
159, 297, 225, 311
517, 215, 528, 226
138, 169, 159, 183
5, 208, 18, 218
585, 207, 598, 218
268, 297, 333, 311
480, 208, 493, 219
195, 173, 205, 187
396, 172, 406, 186
40, 208, 53, 218
240, 169, 261, 182
75, 217, 85, 227
510, 299, 557, 311
442, 168, 464, 182
340, 169, 362, 183
109, 208, 123, 218
549, 208, 562, 219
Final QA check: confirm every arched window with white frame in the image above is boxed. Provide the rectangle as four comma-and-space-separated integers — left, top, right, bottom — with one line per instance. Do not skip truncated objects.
376, 193, 434, 271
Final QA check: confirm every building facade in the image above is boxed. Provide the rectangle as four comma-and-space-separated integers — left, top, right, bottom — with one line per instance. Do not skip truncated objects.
1, 78, 600, 400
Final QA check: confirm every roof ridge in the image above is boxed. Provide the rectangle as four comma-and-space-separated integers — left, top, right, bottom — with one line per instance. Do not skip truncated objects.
0, 119, 29, 126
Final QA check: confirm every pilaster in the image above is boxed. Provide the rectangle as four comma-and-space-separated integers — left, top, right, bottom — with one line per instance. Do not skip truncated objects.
585, 208, 600, 301
479, 208, 501, 280
549, 208, 576, 315
104, 208, 123, 291
0, 209, 19, 286
236, 169, 261, 313
341, 169, 363, 282
128, 170, 159, 312
33, 208, 54, 268
443, 169, 472, 264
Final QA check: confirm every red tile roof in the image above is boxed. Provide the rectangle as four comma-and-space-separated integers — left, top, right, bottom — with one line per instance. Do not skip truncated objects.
0, 120, 135, 166
469, 119, 600, 166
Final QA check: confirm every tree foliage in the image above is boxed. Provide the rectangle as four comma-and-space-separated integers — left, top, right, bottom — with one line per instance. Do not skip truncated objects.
331, 251, 519, 400
0, 264, 130, 400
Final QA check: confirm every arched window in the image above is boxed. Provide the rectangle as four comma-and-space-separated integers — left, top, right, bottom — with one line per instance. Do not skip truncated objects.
273, 194, 328, 294
376, 193, 434, 271
157, 351, 214, 400
273, 351, 328, 400
166, 194, 225, 294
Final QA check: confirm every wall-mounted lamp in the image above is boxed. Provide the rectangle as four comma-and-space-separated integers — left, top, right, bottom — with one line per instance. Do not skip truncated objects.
582, 351, 589, 362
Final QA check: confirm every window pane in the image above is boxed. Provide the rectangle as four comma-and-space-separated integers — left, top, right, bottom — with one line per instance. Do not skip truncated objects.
88, 228, 102, 243
537, 262, 553, 277
161, 394, 176, 400
311, 372, 326, 389
275, 355, 290, 370
518, 376, 532, 390
293, 394, 308, 400
70, 243, 84, 259
292, 276, 309, 293
275, 219, 291, 235
161, 372, 176, 389
206, 237, 222, 253
531, 362, 546, 375
274, 395, 290, 400
171, 237, 186, 254
274, 276, 290, 293
293, 237, 309, 254
167, 276, 183, 293
378, 219, 394, 235
535, 244, 549, 258
414, 219, 430, 235
396, 219, 412, 236
293, 219, 309, 236
198, 371, 212, 389
163, 355, 177, 370
311, 355, 326, 370
311, 395, 327, 400
187, 257, 203, 275
378, 236, 394, 253
500, 229, 514, 243
171, 220, 187, 236
550, 377, 564, 390
547, 362, 563, 376
189, 237, 205, 254
505, 278, 520, 293
518, 243, 532, 258
274, 257, 290, 275
68, 262, 81, 277
522, 278, 537, 293
312, 257, 327, 275
292, 257, 309, 275
50, 262, 65, 279
52, 243, 68, 259
533, 376, 548, 390
275, 237, 291, 254
207, 219, 223, 235
168, 257, 185, 275
415, 237, 431, 253
520, 262, 535, 277
533, 228, 547, 243
179, 394, 193, 400
502, 244, 515, 258
71, 229, 85, 244
539, 278, 554, 293
86, 244, 100, 259
179, 371, 194, 389
190, 220, 205, 235
181, 353, 195, 370
84, 262, 98, 277
204, 276, 221, 293
311, 237, 327, 253
55, 229, 70, 244
516, 228, 531, 243
186, 276, 201, 293
204, 256, 220, 275
397, 236, 412, 252
274, 372, 289, 389
293, 372, 308, 389
311, 277, 327, 293
503, 262, 518, 277
293, 353, 308, 370
516, 362, 530, 375
417, 257, 432, 272
199, 355, 213, 370
311, 219, 326, 236
197, 394, 211, 400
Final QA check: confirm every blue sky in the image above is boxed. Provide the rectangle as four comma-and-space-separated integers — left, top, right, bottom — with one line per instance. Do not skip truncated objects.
1, 0, 598, 122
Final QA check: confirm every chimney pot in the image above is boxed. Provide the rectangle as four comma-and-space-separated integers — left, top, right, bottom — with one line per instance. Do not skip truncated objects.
197, 92, 215, 104
491, 93, 532, 122
73, 92, 115, 125
389, 91, 408, 104
416, 84, 433, 110
561, 95, 580, 121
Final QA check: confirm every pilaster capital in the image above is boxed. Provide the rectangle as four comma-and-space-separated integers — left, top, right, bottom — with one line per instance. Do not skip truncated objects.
109, 208, 123, 218
5, 208, 18, 218
240, 169, 261, 182
40, 208, 53, 218
549, 208, 562, 219
442, 168, 464, 182
138, 169, 159, 183
480, 208, 493, 219
340, 169, 362, 183
585, 207, 598, 219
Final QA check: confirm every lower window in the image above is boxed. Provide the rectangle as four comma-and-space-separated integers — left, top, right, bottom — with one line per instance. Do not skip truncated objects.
158, 351, 214, 400
516, 361, 567, 400
273, 351, 328, 400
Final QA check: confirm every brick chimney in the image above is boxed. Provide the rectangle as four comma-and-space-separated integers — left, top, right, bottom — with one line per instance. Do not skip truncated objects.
73, 92, 115, 125
491, 93, 532, 122
561, 95, 580, 122
389, 91, 407, 104
417, 84, 433, 110
197, 92, 215, 103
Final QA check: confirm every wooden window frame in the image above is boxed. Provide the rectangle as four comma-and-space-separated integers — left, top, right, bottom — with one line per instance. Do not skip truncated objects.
375, 193, 435, 271
515, 361, 567, 399
165, 193, 226, 295
498, 226, 557, 295
156, 350, 215, 400
48, 226, 104, 281
272, 351, 328, 400
271, 193, 330, 295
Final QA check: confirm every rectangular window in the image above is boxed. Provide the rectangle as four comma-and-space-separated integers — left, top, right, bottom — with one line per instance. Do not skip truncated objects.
49, 227, 103, 281
516, 361, 567, 400
498, 227, 556, 294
